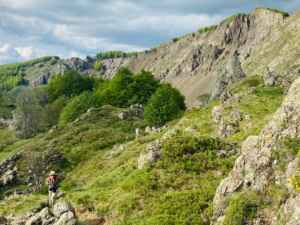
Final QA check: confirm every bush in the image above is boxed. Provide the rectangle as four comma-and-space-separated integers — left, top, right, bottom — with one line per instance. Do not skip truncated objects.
59, 92, 97, 126
96, 68, 159, 107
144, 84, 186, 126
44, 97, 67, 127
161, 134, 234, 173
47, 70, 94, 101
128, 70, 160, 105
94, 60, 103, 71
223, 191, 260, 225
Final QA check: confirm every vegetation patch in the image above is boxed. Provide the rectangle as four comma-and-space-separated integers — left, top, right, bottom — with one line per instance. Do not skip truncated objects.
223, 191, 261, 225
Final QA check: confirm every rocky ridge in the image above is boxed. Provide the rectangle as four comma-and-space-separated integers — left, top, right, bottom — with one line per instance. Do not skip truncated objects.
213, 77, 300, 224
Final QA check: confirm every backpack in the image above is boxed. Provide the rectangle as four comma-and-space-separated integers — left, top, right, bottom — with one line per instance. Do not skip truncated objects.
48, 176, 58, 192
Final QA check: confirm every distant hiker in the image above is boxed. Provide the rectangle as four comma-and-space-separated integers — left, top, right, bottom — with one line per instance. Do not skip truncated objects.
47, 171, 58, 207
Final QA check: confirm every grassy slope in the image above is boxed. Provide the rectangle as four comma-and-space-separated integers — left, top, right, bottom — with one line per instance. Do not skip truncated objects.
0, 77, 284, 224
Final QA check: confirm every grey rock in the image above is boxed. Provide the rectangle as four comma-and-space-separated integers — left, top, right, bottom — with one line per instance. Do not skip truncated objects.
212, 106, 223, 123
53, 212, 76, 225
138, 140, 161, 169
52, 201, 74, 218
213, 77, 300, 222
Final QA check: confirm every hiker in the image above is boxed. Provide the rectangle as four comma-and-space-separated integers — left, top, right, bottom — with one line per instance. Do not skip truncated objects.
47, 171, 58, 207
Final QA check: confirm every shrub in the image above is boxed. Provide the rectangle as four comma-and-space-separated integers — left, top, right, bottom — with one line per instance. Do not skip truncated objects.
144, 84, 186, 126
44, 97, 67, 127
223, 191, 260, 225
160, 134, 234, 173
59, 92, 97, 126
47, 70, 94, 101
96, 51, 138, 60
198, 25, 217, 34
94, 60, 103, 71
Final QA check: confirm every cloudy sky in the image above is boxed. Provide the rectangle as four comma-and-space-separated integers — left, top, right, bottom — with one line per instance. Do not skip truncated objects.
0, 0, 299, 64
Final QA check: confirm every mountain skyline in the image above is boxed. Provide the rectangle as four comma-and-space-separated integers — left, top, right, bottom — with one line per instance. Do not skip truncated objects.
1, 0, 300, 64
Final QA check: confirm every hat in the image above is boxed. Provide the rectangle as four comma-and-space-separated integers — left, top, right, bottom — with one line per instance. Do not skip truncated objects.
49, 171, 56, 176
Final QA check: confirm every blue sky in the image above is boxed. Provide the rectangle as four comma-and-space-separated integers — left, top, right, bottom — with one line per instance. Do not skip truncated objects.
0, 0, 299, 64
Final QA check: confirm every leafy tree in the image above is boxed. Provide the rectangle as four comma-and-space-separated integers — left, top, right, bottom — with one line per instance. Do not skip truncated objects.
47, 70, 94, 101
144, 84, 186, 126
128, 70, 160, 105
14, 88, 45, 138
96, 68, 135, 107
59, 92, 97, 126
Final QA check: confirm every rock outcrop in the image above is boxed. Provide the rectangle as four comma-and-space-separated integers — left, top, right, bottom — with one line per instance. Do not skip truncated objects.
213, 77, 300, 224
138, 140, 162, 169
5, 200, 76, 225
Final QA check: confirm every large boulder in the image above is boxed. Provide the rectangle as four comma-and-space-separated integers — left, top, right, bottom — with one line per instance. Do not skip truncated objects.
138, 140, 162, 169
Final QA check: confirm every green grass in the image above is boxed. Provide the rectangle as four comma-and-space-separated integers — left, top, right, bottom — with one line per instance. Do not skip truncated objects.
0, 193, 46, 215
0, 75, 286, 223
256, 7, 289, 17
198, 25, 217, 34
223, 191, 260, 225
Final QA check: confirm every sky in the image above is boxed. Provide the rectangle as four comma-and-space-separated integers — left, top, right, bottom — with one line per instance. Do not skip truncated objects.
0, 0, 300, 64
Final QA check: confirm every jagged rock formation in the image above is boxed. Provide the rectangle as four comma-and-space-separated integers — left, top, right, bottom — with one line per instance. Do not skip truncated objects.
213, 77, 300, 224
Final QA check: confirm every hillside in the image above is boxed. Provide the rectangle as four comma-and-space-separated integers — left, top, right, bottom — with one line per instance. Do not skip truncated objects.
1, 6, 300, 225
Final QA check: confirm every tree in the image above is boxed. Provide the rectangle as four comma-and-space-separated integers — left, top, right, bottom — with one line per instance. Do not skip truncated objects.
128, 70, 160, 105
144, 84, 186, 126
47, 70, 94, 101
96, 68, 135, 107
14, 88, 45, 138
59, 92, 97, 126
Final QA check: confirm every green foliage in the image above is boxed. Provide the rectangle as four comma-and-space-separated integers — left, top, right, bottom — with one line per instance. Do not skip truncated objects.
59, 92, 97, 126
94, 60, 103, 71
14, 88, 45, 138
96, 68, 160, 107
44, 97, 67, 127
257, 7, 289, 17
272, 137, 300, 171
198, 25, 217, 34
128, 70, 160, 105
47, 70, 94, 101
172, 37, 180, 42
0, 56, 58, 91
161, 133, 235, 173
96, 51, 138, 60
224, 191, 260, 225
96, 68, 135, 107
144, 84, 186, 126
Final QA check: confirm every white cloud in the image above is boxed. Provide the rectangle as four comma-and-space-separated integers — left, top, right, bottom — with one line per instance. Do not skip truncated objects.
15, 46, 35, 59
0, 43, 21, 64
